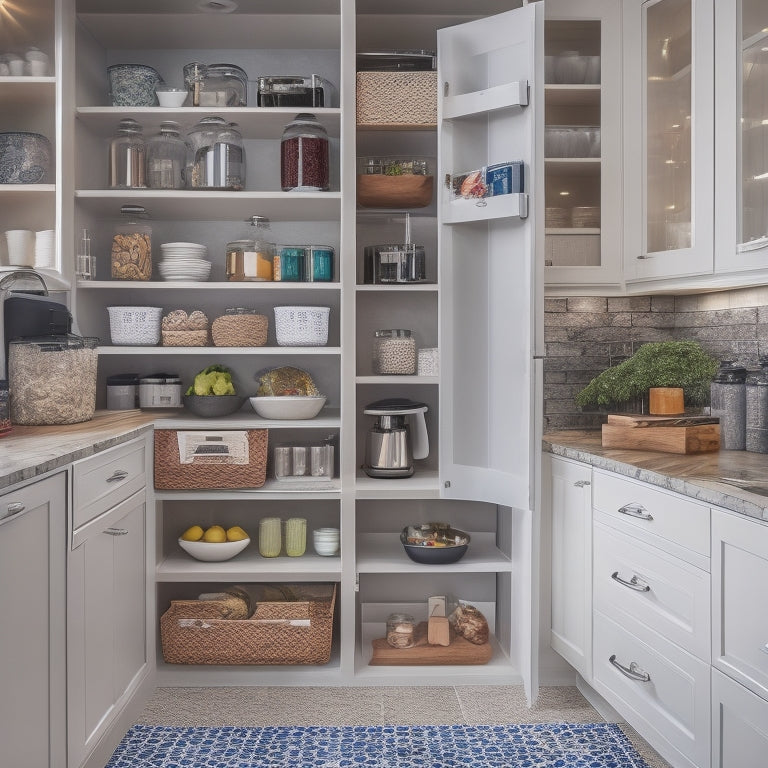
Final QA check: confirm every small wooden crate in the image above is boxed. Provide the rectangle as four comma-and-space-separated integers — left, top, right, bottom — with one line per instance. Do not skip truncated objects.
356, 70, 437, 127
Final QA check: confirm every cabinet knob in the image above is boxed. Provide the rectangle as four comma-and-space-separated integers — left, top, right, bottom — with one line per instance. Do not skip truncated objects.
618, 502, 653, 521
609, 654, 651, 682
104, 527, 129, 536
611, 571, 651, 592
106, 470, 129, 483
1, 502, 25, 522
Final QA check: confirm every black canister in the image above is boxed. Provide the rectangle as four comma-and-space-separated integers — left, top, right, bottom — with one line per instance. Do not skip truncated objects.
710, 361, 747, 450
746, 358, 768, 453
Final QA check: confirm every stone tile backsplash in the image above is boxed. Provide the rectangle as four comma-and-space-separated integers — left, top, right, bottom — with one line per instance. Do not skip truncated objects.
544, 289, 768, 431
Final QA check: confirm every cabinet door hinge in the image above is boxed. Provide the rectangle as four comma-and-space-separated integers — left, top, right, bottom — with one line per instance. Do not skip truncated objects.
354, 573, 360, 592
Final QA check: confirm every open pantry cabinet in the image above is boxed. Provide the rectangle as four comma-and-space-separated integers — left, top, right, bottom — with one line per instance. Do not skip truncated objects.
353, 0, 543, 702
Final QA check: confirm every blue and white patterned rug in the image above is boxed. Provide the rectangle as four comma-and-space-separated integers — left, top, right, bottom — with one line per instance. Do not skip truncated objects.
107, 723, 651, 767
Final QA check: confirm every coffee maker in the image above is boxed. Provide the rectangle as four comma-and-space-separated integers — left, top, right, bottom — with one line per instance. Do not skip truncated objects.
363, 398, 429, 478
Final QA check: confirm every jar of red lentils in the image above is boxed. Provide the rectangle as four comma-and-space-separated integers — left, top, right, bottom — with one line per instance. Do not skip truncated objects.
280, 113, 329, 192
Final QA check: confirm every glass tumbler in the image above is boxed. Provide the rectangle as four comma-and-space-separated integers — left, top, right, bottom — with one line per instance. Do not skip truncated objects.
258, 517, 282, 557
284, 517, 307, 557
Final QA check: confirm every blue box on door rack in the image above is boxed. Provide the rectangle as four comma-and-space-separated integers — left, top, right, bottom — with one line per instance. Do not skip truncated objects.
450, 161, 524, 200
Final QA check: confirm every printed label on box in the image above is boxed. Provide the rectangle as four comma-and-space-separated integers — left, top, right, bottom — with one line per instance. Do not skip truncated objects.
176, 431, 250, 465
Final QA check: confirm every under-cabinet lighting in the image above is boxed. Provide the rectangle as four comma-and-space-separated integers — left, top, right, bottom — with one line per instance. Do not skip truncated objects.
665, 159, 675, 164
672, 123, 681, 129
666, 205, 676, 210
753, 171, 768, 181
762, 119, 768, 125
559, 191, 570, 196
661, 38, 670, 59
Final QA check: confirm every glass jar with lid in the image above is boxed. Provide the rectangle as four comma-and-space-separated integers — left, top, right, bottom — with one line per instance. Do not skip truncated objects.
187, 116, 245, 190
184, 62, 247, 107
146, 121, 188, 190
226, 216, 275, 281
109, 118, 146, 189
373, 329, 416, 375
386, 613, 415, 648
111, 205, 152, 281
280, 113, 329, 191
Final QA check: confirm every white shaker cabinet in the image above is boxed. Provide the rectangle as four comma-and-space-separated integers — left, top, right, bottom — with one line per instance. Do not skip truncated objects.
0, 473, 66, 768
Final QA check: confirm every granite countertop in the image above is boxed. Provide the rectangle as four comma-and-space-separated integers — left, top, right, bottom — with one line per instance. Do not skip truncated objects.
0, 410, 160, 491
544, 430, 768, 522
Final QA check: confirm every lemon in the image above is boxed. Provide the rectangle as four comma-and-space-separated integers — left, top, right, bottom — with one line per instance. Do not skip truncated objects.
180, 525, 204, 542
202, 525, 227, 543
226, 525, 248, 542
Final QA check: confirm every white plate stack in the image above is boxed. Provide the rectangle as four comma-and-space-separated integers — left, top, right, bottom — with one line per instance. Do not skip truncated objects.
158, 242, 211, 282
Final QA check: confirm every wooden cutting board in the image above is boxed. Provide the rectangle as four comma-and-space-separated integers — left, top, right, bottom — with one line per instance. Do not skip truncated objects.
369, 621, 492, 666
601, 423, 720, 454
606, 413, 719, 428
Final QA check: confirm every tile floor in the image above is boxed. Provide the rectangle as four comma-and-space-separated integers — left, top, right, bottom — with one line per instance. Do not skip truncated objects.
136, 686, 671, 767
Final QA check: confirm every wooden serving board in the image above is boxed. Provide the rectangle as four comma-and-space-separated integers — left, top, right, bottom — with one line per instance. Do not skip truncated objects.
601, 423, 720, 454
369, 621, 492, 666
606, 413, 719, 428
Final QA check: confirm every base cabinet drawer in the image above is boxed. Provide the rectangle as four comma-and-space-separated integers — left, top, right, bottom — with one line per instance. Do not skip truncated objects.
594, 521, 710, 661
593, 611, 710, 768
712, 668, 768, 768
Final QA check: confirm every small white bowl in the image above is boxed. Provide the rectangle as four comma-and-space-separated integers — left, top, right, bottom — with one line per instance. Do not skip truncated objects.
178, 537, 250, 562
156, 87, 187, 107
249, 395, 326, 420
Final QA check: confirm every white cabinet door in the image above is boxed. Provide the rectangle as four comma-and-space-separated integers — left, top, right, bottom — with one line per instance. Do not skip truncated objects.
623, 0, 715, 284
0, 474, 66, 768
438, 2, 542, 511
712, 668, 768, 768
68, 489, 147, 768
549, 456, 593, 680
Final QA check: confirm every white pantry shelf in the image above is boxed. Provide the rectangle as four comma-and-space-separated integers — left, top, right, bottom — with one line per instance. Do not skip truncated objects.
97, 345, 341, 356
78, 281, 340, 291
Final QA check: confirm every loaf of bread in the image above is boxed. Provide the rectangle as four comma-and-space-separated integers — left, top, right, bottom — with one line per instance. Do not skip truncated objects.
449, 602, 489, 645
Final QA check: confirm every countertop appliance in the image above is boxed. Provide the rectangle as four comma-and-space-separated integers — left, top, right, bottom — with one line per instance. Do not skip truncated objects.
363, 398, 429, 478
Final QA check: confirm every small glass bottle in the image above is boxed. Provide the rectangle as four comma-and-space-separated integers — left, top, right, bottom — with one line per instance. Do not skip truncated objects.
146, 121, 188, 190
226, 216, 275, 281
75, 228, 95, 280
386, 613, 415, 649
109, 118, 146, 189
280, 113, 330, 191
258, 517, 282, 557
746, 357, 768, 453
284, 517, 307, 557
373, 329, 416, 375
710, 360, 747, 450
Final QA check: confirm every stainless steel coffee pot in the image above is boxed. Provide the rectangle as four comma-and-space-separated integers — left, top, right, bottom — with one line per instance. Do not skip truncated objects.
363, 398, 429, 478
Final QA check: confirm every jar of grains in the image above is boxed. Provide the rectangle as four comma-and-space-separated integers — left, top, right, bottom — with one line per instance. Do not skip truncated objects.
111, 205, 152, 280
373, 329, 416, 375
386, 613, 415, 649
280, 113, 329, 191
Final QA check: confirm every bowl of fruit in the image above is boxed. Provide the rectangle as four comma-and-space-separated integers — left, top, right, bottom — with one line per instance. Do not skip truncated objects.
400, 522, 470, 565
178, 524, 250, 562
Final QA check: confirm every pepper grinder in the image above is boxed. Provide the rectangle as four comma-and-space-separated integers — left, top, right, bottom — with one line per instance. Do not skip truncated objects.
710, 361, 747, 450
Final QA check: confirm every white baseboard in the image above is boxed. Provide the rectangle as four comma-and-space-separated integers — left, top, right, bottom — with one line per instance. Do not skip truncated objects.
575, 675, 623, 723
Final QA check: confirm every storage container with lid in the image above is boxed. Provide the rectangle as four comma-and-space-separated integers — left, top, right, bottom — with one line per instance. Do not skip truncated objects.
187, 116, 245, 190
257, 75, 333, 107
146, 121, 188, 190
106, 373, 139, 410
307, 245, 334, 282
109, 118, 146, 189
111, 205, 152, 281
274, 246, 306, 282
746, 357, 768, 453
226, 215, 274, 281
373, 329, 416, 375
139, 373, 182, 409
711, 360, 747, 450
9, 335, 98, 425
280, 113, 329, 191
184, 62, 247, 107
386, 613, 415, 648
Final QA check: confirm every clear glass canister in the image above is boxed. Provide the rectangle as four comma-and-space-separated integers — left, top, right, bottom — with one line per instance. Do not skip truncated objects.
710, 360, 747, 450
284, 517, 307, 557
274, 246, 306, 282
146, 121, 188, 190
184, 62, 247, 107
111, 205, 152, 280
386, 613, 415, 648
188, 116, 245, 190
109, 118, 146, 189
373, 329, 416, 375
226, 216, 275, 281
308, 245, 334, 282
280, 113, 329, 191
746, 357, 768, 453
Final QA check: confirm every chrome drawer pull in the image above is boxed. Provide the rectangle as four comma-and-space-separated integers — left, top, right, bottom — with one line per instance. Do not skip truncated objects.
618, 503, 653, 521
104, 527, 129, 536
106, 470, 129, 483
609, 654, 651, 682
1, 502, 25, 521
574, 480, 591, 488
611, 571, 651, 592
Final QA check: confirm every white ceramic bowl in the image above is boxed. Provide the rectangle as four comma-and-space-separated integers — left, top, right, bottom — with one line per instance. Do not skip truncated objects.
177, 537, 250, 562
249, 395, 326, 420
155, 87, 187, 107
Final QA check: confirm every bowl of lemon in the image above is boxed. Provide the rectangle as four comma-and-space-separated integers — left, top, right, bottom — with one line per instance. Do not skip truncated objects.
178, 524, 250, 562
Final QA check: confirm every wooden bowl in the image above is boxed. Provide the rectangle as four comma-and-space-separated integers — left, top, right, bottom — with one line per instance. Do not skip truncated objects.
357, 174, 434, 208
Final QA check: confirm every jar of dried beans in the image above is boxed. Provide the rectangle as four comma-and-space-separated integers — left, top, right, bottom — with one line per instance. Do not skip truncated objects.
373, 329, 416, 375
111, 205, 152, 281
280, 113, 329, 191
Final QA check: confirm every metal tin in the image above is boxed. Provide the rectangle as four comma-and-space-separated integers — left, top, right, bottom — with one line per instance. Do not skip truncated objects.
139, 373, 182, 409
257, 75, 331, 107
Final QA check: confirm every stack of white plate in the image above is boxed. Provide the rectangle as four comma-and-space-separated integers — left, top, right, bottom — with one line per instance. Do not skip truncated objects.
158, 242, 211, 282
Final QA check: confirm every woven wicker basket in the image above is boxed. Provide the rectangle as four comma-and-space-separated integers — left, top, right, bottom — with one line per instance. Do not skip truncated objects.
162, 329, 209, 347
356, 71, 437, 127
160, 583, 337, 665
154, 429, 268, 489
212, 313, 268, 347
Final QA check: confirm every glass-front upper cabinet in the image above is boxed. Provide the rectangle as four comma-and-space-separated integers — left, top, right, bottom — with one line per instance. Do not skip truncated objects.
715, 0, 768, 273
623, 0, 714, 284
543, 0, 622, 294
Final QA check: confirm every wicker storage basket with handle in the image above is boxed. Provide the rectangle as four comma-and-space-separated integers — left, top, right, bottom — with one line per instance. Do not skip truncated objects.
160, 583, 337, 665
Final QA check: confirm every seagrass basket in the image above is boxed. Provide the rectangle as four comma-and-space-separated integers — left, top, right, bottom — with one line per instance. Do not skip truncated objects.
356, 70, 437, 127
212, 313, 268, 347
160, 583, 337, 665
161, 329, 209, 347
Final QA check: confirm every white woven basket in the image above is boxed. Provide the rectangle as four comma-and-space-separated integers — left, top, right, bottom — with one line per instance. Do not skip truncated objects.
274, 306, 330, 347
108, 306, 163, 346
